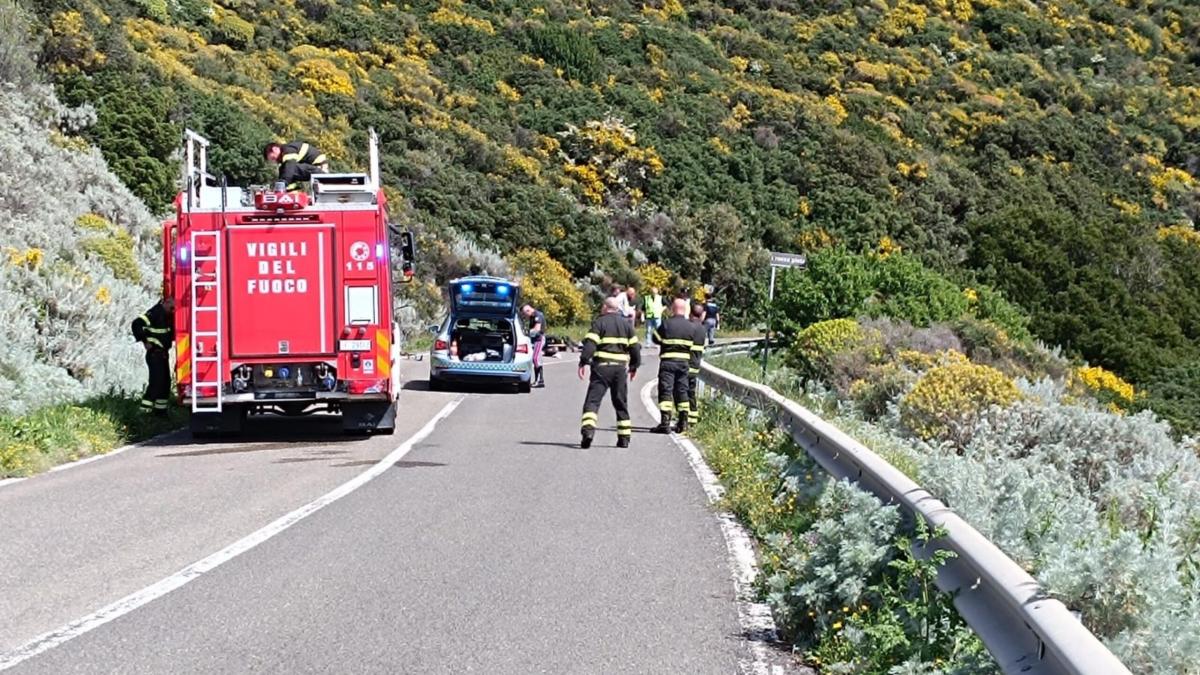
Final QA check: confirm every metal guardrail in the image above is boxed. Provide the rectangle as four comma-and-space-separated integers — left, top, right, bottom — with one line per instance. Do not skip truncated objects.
699, 340, 1131, 675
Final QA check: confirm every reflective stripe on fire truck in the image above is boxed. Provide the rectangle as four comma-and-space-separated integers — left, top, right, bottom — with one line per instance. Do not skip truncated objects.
175, 334, 191, 382
375, 330, 391, 379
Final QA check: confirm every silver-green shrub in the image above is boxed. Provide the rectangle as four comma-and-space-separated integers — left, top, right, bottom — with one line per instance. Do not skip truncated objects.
1, 50, 160, 414
914, 399, 1200, 673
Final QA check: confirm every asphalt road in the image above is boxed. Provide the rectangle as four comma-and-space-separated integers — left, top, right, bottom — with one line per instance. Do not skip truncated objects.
2, 353, 752, 673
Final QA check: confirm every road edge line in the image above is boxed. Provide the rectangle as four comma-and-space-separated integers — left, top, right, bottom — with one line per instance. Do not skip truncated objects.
0, 396, 464, 671
639, 381, 782, 675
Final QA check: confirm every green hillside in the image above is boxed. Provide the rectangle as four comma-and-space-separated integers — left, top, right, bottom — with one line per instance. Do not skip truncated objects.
25, 0, 1200, 429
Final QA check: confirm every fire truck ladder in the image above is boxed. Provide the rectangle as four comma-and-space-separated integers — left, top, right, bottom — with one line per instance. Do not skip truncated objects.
190, 230, 224, 413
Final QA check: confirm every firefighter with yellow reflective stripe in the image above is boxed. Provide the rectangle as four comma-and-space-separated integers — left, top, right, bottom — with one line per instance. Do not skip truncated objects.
131, 298, 175, 416
651, 298, 703, 434
263, 140, 329, 190
577, 297, 641, 449
687, 301, 708, 428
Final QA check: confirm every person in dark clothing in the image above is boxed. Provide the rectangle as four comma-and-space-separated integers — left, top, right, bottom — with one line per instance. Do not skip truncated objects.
263, 141, 329, 190
651, 298, 703, 434
523, 303, 547, 388
687, 302, 708, 428
578, 297, 640, 448
702, 293, 720, 345
131, 298, 175, 415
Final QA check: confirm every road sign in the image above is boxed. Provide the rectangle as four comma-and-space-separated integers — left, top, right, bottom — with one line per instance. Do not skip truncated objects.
769, 251, 807, 269
764, 251, 806, 379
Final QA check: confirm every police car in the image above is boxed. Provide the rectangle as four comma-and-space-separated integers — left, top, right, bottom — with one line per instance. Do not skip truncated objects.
428, 276, 535, 392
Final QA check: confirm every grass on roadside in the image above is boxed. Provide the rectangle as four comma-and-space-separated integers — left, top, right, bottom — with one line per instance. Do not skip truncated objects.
0, 395, 186, 478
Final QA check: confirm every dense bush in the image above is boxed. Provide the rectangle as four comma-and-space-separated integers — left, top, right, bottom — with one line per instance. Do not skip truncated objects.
774, 247, 1030, 341
900, 362, 1022, 443
786, 317, 867, 381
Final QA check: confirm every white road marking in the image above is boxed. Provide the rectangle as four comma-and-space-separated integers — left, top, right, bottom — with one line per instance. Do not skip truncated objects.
0, 429, 182, 491
0, 396, 464, 671
640, 381, 781, 675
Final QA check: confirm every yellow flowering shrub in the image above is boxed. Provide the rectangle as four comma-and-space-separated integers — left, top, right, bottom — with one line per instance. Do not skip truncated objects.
507, 249, 587, 324
788, 319, 866, 379
1069, 366, 1136, 412
44, 11, 107, 74
495, 80, 521, 102
558, 116, 663, 203
1157, 224, 1200, 249
290, 58, 356, 98
502, 146, 541, 180
876, 235, 901, 258
900, 363, 1021, 441
430, 4, 496, 35
636, 263, 672, 291
562, 163, 605, 203
720, 102, 753, 132
641, 0, 685, 22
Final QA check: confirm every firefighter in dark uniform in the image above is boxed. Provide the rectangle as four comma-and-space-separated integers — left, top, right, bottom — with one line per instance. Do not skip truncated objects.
263, 141, 329, 190
131, 298, 175, 415
652, 298, 703, 434
687, 302, 708, 428
578, 297, 641, 448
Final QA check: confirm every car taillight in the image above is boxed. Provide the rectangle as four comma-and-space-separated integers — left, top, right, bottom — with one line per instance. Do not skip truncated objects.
434, 339, 448, 351
516, 344, 529, 354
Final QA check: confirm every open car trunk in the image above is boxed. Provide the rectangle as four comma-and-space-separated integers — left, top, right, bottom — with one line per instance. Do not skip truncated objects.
452, 317, 516, 363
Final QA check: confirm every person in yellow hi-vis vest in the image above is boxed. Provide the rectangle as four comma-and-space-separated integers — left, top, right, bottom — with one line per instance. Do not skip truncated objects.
641, 287, 664, 348
131, 298, 175, 416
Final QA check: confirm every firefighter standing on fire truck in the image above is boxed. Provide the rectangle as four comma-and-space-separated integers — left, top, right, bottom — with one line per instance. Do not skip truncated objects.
131, 298, 175, 416
651, 298, 703, 434
578, 297, 640, 449
263, 141, 329, 190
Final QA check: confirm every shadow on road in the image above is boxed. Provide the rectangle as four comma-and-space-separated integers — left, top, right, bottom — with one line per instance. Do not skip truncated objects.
518, 441, 582, 450
153, 415, 374, 453
394, 460, 447, 469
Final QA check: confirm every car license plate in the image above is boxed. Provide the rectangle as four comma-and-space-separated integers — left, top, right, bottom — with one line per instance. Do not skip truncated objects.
339, 339, 371, 351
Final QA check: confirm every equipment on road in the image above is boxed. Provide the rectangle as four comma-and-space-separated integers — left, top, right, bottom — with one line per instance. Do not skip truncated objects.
579, 300, 640, 448
164, 129, 415, 436
428, 276, 536, 392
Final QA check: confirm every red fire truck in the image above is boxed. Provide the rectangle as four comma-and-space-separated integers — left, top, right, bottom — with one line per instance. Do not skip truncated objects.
163, 130, 415, 436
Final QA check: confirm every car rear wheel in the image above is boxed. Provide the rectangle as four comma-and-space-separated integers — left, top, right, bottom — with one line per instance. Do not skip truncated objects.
518, 381, 531, 393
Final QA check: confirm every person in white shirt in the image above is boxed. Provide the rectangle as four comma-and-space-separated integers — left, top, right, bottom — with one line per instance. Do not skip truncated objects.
609, 284, 628, 320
